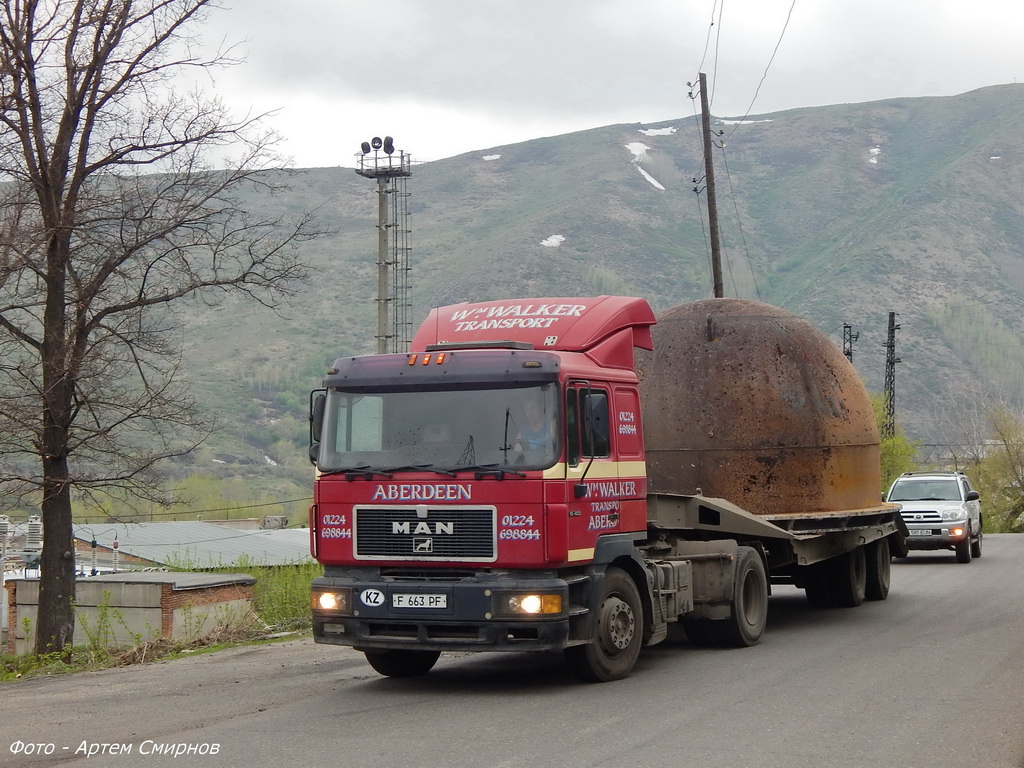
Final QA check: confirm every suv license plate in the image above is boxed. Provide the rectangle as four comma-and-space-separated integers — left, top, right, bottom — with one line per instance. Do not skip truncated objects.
392, 593, 447, 609
908, 529, 932, 536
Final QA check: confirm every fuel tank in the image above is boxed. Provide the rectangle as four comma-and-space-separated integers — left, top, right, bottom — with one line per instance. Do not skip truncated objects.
636, 298, 882, 517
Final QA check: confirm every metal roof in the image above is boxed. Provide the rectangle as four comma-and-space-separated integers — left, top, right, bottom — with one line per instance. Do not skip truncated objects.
72, 522, 314, 567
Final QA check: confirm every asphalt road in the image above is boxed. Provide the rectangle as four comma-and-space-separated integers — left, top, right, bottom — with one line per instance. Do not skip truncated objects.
5, 534, 1024, 768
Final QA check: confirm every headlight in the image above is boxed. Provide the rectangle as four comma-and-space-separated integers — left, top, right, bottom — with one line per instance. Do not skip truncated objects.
498, 592, 564, 617
312, 587, 352, 614
942, 506, 968, 521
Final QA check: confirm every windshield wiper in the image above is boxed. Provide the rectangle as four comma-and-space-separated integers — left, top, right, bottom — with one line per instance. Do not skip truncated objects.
319, 465, 394, 480
455, 463, 526, 479
380, 464, 457, 477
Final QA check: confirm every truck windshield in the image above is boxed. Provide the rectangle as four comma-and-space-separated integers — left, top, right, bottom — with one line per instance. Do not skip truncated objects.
316, 383, 560, 473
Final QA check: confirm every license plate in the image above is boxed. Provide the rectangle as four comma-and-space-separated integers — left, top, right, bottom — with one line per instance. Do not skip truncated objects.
909, 529, 932, 536
392, 593, 447, 609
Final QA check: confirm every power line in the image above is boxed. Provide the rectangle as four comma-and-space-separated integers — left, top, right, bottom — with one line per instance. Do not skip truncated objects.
723, 0, 798, 140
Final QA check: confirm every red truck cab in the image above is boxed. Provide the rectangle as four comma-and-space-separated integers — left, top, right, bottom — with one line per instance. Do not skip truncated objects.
309, 297, 657, 678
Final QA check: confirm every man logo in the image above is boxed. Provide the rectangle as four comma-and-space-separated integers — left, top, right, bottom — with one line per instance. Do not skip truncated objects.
393, 521, 454, 535
413, 538, 434, 553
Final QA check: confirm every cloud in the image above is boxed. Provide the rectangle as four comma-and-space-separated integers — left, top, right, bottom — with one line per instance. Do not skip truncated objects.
197, 0, 1024, 167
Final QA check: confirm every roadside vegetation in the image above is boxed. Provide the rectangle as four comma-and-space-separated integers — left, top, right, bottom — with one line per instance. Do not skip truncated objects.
1, 560, 320, 682
875, 393, 1024, 533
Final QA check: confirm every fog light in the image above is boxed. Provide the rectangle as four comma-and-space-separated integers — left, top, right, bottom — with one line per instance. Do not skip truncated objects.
950, 527, 965, 537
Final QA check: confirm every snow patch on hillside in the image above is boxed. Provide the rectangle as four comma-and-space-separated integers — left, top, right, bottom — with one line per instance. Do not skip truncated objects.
540, 235, 565, 247
625, 142, 665, 190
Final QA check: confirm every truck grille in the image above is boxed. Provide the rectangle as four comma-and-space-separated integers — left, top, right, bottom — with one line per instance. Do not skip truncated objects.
353, 506, 497, 562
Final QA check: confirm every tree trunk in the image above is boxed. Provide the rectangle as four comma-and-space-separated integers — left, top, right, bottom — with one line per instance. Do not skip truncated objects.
35, 455, 76, 655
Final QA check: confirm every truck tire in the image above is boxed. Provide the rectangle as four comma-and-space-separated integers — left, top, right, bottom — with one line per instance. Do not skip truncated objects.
830, 546, 867, 607
803, 565, 834, 608
565, 567, 642, 682
865, 536, 891, 601
363, 649, 441, 678
955, 533, 972, 564
713, 546, 768, 647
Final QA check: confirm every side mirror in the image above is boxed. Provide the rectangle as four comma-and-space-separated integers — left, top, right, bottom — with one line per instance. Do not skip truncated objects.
310, 391, 326, 444
965, 490, 980, 501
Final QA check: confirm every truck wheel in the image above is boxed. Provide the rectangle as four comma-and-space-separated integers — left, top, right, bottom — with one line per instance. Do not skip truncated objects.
865, 536, 891, 601
831, 546, 867, 607
713, 546, 768, 647
955, 533, 972, 564
565, 567, 642, 682
363, 649, 441, 678
803, 565, 834, 608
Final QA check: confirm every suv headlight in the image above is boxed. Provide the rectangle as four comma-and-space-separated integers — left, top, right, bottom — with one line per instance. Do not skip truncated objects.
942, 506, 968, 521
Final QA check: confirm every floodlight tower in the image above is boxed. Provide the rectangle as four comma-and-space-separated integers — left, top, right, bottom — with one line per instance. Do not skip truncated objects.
356, 136, 413, 354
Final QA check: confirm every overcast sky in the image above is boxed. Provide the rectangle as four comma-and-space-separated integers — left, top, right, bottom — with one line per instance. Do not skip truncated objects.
198, 0, 1024, 168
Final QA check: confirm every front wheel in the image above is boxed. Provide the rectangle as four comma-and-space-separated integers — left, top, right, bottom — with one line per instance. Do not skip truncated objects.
364, 649, 441, 678
971, 527, 983, 559
955, 533, 972, 563
565, 567, 643, 682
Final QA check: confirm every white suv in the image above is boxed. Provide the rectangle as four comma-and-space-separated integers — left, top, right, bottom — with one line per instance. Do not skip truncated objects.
887, 471, 983, 563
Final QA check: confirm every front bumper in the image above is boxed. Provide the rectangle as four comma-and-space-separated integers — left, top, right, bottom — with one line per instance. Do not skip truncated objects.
311, 568, 578, 653
902, 520, 970, 551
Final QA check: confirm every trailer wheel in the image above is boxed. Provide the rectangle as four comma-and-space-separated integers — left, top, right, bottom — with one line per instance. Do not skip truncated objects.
831, 546, 867, 608
565, 567, 642, 682
803, 566, 834, 608
865, 536, 891, 601
363, 649, 441, 678
714, 546, 768, 647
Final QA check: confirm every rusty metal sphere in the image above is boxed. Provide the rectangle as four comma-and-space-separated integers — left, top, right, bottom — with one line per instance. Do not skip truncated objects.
636, 298, 882, 517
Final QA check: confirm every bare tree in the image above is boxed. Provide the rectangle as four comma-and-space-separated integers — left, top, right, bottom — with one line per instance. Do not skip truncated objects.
0, 0, 319, 653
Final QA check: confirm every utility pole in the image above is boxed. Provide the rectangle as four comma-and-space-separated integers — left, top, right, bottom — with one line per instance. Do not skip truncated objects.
842, 323, 859, 363
697, 72, 724, 298
882, 312, 901, 439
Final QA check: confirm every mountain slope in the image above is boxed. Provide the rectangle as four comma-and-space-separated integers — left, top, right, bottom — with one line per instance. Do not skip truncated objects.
179, 83, 1024, 471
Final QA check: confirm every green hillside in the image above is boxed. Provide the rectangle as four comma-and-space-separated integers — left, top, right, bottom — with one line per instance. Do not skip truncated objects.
174, 84, 1024, 495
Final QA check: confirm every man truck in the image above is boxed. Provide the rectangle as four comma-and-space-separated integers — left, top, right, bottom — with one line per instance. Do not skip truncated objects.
308, 296, 905, 681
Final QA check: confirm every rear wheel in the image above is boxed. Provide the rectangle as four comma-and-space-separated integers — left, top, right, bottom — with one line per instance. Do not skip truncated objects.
363, 649, 441, 678
565, 567, 642, 682
804, 547, 867, 608
831, 546, 867, 607
865, 536, 891, 601
803, 565, 834, 608
713, 546, 768, 647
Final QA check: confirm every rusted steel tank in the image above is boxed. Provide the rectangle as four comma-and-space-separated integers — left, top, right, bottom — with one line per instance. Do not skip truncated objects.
636, 298, 882, 518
